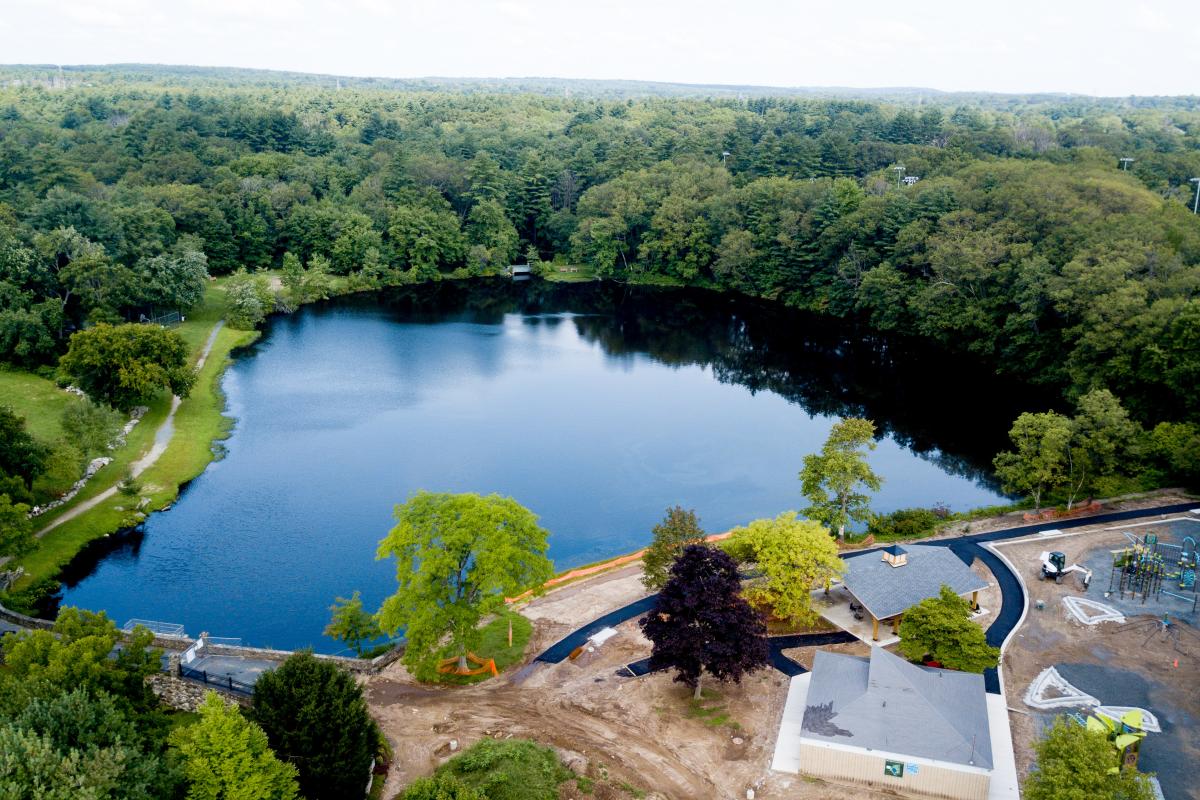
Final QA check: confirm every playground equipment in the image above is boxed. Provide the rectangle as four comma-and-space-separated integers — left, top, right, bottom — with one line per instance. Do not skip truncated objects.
1108, 531, 1199, 612
1040, 551, 1093, 587
1070, 709, 1149, 772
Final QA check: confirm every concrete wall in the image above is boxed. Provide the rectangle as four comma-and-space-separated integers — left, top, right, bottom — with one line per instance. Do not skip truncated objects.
799, 740, 991, 800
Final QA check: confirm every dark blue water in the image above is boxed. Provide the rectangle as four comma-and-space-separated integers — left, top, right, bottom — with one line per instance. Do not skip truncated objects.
57, 281, 1021, 652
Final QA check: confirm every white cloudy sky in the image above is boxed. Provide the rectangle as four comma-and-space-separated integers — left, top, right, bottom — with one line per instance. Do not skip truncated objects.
1, 0, 1198, 95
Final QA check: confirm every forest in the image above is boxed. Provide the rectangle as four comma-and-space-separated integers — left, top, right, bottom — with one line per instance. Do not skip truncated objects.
0, 65, 1198, 488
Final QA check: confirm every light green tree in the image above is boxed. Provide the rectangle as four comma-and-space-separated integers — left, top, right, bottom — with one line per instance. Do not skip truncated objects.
1025, 718, 1155, 800
324, 590, 383, 657
170, 692, 299, 800
799, 417, 883, 540
993, 411, 1072, 510
376, 492, 552, 679
1064, 389, 1139, 508
726, 512, 844, 625
897, 586, 998, 673
223, 269, 275, 330
640, 506, 706, 590
60, 397, 123, 457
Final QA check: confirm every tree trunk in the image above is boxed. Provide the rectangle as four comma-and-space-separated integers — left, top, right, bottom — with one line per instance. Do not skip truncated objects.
457, 653, 468, 672
693, 676, 703, 701
838, 522, 845, 541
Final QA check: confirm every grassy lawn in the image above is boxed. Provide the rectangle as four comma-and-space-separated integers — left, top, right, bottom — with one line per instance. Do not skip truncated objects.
0, 369, 73, 443
540, 264, 598, 282
434, 610, 532, 685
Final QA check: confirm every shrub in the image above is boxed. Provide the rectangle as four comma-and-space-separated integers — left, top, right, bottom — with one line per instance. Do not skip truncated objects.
431, 738, 572, 800
867, 507, 941, 540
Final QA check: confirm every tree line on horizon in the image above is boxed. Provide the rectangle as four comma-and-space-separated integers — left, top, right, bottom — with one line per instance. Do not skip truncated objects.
0, 71, 1197, 485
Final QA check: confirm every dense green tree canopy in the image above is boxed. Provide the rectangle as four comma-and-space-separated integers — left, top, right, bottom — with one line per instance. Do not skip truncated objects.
1025, 719, 1155, 800
896, 585, 999, 673
250, 652, 378, 800
0, 67, 1196, 440
58, 322, 194, 410
172, 692, 299, 800
724, 512, 844, 625
376, 491, 553, 679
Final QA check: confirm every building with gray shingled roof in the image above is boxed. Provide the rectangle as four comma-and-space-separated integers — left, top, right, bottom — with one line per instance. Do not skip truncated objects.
796, 647, 993, 800
840, 544, 989, 640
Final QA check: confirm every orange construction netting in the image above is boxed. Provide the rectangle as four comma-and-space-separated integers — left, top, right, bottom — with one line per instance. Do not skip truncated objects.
437, 652, 499, 677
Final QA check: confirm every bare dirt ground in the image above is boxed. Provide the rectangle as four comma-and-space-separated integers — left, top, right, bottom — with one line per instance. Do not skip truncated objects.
993, 519, 1200, 800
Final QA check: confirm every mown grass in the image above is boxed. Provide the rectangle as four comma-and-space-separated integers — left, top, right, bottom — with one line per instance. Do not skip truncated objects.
540, 264, 598, 282
433, 610, 533, 685
0, 369, 73, 443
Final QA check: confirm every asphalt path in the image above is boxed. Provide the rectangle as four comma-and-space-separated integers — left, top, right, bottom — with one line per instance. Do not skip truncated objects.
536, 503, 1198, 694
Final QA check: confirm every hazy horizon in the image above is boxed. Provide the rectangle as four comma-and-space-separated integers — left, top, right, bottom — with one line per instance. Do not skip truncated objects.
2, 0, 1198, 97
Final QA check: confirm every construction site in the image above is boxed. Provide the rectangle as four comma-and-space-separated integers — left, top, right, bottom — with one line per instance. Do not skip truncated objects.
992, 513, 1200, 800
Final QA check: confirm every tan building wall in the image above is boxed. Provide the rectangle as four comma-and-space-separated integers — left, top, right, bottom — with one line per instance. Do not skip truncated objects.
799, 741, 991, 800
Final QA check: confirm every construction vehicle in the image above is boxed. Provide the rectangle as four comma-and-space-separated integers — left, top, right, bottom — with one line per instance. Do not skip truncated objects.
1040, 551, 1093, 587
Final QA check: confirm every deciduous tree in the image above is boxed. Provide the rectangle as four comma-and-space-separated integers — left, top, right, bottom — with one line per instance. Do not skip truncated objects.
993, 411, 1072, 510
1025, 718, 1155, 800
897, 585, 998, 673
726, 512, 844, 626
324, 590, 382, 657
641, 505, 706, 590
376, 491, 553, 678
640, 544, 768, 699
799, 417, 883, 540
58, 323, 194, 411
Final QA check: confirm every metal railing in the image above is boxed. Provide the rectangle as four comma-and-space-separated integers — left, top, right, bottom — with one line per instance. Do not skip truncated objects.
179, 663, 256, 696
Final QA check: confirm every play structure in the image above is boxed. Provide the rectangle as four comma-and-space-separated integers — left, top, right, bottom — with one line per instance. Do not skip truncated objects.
1040, 551, 1092, 587
1107, 532, 1199, 612
1067, 708, 1149, 772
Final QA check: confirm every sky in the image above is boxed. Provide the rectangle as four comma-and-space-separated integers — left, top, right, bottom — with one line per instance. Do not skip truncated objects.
1, 0, 1198, 96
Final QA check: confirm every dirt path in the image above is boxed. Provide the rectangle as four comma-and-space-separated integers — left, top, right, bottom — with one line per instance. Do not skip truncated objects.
34, 321, 225, 539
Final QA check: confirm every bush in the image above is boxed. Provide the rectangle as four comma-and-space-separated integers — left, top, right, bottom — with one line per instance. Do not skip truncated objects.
867, 507, 941, 540
430, 738, 572, 800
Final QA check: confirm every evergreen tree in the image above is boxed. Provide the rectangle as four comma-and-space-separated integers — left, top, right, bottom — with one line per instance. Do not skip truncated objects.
250, 652, 379, 800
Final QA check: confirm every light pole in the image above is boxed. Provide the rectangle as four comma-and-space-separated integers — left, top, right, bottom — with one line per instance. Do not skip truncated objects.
893, 165, 905, 188
1191, 178, 1200, 214
1119, 157, 1134, 171
721, 150, 731, 166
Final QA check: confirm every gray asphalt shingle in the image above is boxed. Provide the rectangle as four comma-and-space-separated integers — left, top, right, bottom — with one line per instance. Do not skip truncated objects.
841, 544, 988, 621
800, 648, 993, 770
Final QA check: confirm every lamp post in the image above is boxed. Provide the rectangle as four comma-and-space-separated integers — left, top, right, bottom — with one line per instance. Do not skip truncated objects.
893, 165, 905, 188
721, 150, 731, 166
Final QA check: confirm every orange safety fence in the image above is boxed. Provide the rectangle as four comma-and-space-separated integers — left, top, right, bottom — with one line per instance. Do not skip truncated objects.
1022, 500, 1103, 522
506, 530, 735, 603
437, 652, 498, 677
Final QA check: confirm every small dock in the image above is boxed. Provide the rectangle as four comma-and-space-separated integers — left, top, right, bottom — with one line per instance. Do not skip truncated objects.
508, 264, 532, 280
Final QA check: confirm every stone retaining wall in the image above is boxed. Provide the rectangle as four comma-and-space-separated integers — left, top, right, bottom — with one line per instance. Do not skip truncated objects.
204, 640, 404, 673
148, 673, 248, 710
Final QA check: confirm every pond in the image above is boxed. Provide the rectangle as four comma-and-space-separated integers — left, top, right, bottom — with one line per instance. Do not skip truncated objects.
56, 280, 1028, 652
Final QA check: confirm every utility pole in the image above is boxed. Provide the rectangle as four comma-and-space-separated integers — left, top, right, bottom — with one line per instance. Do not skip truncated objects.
893, 164, 905, 188
1119, 157, 1134, 171
721, 150, 731, 166
1191, 178, 1200, 214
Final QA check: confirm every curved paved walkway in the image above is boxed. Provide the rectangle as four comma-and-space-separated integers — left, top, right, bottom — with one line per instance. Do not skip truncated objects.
35, 321, 225, 539
536, 502, 1198, 693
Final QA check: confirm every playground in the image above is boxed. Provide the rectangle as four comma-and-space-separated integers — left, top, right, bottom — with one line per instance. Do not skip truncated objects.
994, 515, 1200, 800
